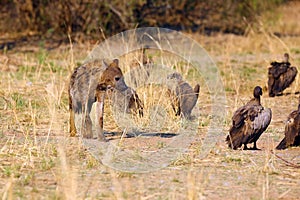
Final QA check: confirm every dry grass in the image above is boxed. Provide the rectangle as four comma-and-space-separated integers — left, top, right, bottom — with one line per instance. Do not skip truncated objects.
1, 2, 300, 200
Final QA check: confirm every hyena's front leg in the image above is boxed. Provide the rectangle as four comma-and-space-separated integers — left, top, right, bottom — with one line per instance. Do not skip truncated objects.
82, 111, 93, 139
81, 105, 93, 139
134, 94, 144, 117
128, 92, 144, 117
95, 90, 107, 141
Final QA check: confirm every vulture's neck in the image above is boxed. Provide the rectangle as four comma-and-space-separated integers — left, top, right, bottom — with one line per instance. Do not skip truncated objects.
255, 96, 261, 105
249, 96, 261, 106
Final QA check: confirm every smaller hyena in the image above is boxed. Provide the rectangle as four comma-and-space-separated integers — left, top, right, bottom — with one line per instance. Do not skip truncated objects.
110, 83, 144, 117
69, 59, 124, 140
167, 72, 200, 119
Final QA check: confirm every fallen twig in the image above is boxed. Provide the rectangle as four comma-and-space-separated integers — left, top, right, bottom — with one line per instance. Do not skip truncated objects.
271, 150, 300, 168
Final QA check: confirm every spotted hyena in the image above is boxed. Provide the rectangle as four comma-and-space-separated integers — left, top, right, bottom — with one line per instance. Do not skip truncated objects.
69, 59, 125, 140
69, 59, 144, 140
167, 72, 200, 119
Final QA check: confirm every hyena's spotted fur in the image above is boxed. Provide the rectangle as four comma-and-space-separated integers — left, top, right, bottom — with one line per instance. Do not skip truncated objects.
167, 72, 200, 120
69, 59, 123, 140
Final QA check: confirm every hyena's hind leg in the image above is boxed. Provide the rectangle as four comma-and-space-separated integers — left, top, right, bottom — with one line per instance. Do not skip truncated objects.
69, 109, 77, 137
69, 95, 93, 138
129, 91, 144, 117
69, 94, 77, 137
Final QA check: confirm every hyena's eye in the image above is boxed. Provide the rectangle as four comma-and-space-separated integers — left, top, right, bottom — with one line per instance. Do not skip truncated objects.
115, 76, 120, 81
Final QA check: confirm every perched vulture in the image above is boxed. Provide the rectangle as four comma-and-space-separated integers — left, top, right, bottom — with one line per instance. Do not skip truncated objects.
226, 86, 272, 150
276, 99, 300, 150
268, 53, 298, 97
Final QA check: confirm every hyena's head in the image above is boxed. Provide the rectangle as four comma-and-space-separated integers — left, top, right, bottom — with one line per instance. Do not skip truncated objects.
98, 59, 126, 91
167, 72, 183, 82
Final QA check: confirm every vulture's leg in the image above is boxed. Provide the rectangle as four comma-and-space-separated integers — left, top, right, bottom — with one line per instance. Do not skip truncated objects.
250, 141, 261, 150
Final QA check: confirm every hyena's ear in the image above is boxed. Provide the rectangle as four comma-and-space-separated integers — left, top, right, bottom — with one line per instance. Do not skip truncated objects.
111, 59, 119, 67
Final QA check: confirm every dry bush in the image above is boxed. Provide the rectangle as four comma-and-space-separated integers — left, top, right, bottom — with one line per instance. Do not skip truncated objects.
0, 0, 286, 40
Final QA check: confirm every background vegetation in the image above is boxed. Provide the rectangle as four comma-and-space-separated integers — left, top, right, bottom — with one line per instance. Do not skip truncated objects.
0, 0, 286, 40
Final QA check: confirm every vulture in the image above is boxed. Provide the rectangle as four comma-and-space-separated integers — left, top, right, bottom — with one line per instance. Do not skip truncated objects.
166, 72, 200, 120
276, 98, 300, 150
226, 86, 272, 150
268, 53, 298, 97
